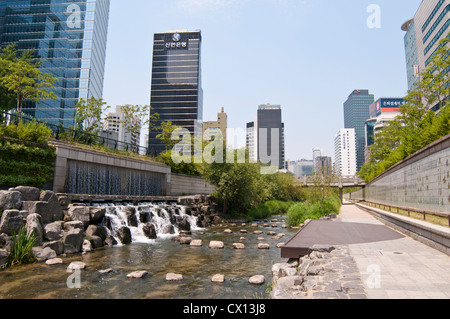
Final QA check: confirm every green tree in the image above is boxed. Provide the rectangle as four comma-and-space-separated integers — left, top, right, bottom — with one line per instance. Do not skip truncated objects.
0, 44, 57, 123
359, 34, 450, 182
75, 97, 110, 135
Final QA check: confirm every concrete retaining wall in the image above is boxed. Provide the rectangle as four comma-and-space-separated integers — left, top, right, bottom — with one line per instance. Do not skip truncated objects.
169, 173, 215, 196
51, 142, 215, 197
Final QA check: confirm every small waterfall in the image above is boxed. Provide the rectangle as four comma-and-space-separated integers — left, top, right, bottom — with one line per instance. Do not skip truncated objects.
92, 202, 201, 245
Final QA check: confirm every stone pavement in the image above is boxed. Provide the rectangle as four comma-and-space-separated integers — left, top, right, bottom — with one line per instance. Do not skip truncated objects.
271, 202, 450, 299
339, 202, 450, 299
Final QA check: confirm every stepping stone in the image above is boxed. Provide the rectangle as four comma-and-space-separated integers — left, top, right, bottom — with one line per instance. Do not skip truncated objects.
258, 243, 270, 249
45, 258, 63, 265
190, 239, 203, 247
209, 241, 224, 249
211, 274, 225, 283
99, 268, 113, 274
166, 273, 183, 281
127, 271, 148, 279
249, 275, 265, 285
68, 261, 86, 270
224, 229, 233, 234
233, 243, 245, 249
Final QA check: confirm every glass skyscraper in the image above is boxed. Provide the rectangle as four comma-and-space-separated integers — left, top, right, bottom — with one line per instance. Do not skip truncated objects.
148, 30, 203, 155
0, 0, 110, 127
343, 89, 374, 172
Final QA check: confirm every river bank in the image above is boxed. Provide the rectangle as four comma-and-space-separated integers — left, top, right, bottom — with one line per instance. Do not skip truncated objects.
0, 187, 296, 299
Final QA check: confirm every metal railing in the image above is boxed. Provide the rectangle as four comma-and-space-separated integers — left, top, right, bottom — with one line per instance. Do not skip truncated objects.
0, 110, 152, 156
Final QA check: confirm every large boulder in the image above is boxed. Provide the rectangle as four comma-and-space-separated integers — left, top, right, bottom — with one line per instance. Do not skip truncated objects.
89, 207, 106, 224
85, 225, 107, 241
67, 206, 90, 229
44, 222, 64, 242
63, 228, 84, 254
64, 221, 84, 232
25, 213, 44, 245
0, 210, 25, 236
124, 207, 138, 227
43, 240, 64, 255
21, 201, 54, 225
32, 247, 57, 262
117, 227, 132, 245
0, 191, 21, 212
143, 223, 157, 240
39, 190, 64, 222
9, 186, 40, 202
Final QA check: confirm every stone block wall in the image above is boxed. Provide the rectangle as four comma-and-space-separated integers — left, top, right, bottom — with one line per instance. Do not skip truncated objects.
349, 135, 450, 213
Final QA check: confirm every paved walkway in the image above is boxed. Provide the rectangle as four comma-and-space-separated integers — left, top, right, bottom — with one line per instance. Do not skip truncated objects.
339, 202, 450, 299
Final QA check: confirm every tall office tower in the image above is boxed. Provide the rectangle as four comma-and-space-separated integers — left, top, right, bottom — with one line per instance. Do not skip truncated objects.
402, 18, 420, 91
148, 30, 203, 155
343, 89, 374, 172
312, 148, 323, 169
334, 128, 357, 177
402, 0, 450, 109
0, 0, 111, 127
246, 104, 285, 169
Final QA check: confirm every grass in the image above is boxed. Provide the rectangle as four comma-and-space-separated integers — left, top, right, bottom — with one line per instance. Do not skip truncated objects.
7, 228, 37, 267
247, 200, 294, 221
287, 196, 341, 227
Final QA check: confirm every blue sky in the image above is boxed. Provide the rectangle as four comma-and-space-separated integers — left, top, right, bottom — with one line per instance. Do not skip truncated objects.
102, 0, 422, 161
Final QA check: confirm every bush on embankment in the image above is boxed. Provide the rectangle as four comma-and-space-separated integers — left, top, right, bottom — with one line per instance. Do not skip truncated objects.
287, 195, 341, 227
0, 121, 56, 188
247, 200, 294, 221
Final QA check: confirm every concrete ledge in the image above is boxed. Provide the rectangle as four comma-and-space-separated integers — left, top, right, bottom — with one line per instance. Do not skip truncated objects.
355, 202, 450, 256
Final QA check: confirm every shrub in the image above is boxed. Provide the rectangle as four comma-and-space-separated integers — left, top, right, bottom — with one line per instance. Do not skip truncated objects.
0, 121, 52, 143
287, 196, 341, 227
8, 228, 37, 267
247, 200, 294, 221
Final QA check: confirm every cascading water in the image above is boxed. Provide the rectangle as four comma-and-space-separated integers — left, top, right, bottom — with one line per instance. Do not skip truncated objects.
92, 202, 201, 245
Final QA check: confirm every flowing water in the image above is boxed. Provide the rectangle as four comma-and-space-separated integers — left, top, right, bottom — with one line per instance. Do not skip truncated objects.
0, 202, 296, 299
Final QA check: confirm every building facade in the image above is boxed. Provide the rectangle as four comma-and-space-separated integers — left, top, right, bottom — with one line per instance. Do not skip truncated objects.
0, 0, 111, 127
148, 30, 203, 155
402, 0, 450, 108
288, 159, 314, 178
246, 104, 285, 170
365, 97, 405, 162
103, 105, 141, 151
343, 89, 374, 172
334, 128, 357, 177
315, 156, 333, 176
203, 107, 227, 142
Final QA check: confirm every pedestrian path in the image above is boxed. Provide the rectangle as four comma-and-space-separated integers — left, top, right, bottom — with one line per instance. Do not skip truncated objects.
339, 202, 450, 299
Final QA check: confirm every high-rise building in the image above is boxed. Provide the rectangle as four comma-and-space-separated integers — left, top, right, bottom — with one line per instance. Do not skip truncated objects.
343, 89, 374, 172
312, 148, 323, 169
148, 30, 203, 155
334, 129, 357, 177
315, 156, 333, 176
0, 0, 111, 127
246, 104, 285, 169
402, 0, 450, 109
103, 106, 141, 150
203, 107, 227, 142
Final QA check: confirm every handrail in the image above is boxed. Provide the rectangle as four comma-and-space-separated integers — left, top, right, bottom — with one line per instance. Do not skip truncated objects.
0, 110, 151, 156
360, 200, 450, 227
